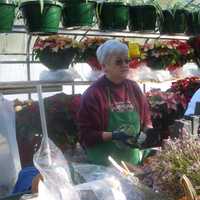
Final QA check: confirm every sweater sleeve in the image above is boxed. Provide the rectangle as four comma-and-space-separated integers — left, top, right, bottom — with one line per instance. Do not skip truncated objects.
78, 88, 108, 148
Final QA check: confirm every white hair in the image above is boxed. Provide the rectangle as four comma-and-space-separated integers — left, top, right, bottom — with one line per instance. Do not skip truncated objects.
96, 39, 128, 65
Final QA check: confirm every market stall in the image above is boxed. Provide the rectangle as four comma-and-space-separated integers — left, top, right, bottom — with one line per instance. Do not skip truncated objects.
1, 0, 200, 200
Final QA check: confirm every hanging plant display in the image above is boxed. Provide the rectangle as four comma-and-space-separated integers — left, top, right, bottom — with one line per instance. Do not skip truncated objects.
129, 40, 195, 71
33, 35, 79, 70
76, 37, 108, 70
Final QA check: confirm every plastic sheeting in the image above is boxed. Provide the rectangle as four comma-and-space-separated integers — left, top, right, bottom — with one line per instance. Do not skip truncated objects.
0, 96, 21, 196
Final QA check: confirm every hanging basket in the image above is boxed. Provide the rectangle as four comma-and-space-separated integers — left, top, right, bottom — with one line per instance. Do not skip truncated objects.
129, 5, 157, 31
97, 2, 128, 30
20, 1, 62, 34
86, 56, 102, 71
62, 2, 96, 27
38, 47, 77, 70
0, 3, 16, 33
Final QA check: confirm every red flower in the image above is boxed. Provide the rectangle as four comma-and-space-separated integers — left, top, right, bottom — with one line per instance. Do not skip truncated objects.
129, 59, 144, 69
176, 42, 191, 56
87, 57, 102, 70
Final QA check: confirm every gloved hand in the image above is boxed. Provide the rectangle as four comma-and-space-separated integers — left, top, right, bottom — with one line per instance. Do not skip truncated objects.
138, 128, 162, 148
112, 130, 140, 148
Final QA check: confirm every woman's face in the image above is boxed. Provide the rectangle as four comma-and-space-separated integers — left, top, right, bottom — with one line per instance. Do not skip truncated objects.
104, 52, 129, 83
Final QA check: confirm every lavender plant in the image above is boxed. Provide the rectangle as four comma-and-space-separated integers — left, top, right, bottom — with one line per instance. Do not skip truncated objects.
141, 134, 200, 199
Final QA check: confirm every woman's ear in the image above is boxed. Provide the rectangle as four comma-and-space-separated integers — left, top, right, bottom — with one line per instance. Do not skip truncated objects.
102, 63, 107, 73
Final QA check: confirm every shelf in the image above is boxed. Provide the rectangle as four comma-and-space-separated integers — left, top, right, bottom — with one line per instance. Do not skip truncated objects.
0, 80, 92, 94
11, 25, 192, 40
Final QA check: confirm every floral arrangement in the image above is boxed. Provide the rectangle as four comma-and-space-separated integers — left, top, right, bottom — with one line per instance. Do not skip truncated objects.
145, 89, 186, 131
33, 35, 78, 58
76, 37, 108, 70
15, 93, 80, 166
139, 135, 200, 199
170, 77, 200, 104
129, 40, 195, 70
33, 36, 79, 70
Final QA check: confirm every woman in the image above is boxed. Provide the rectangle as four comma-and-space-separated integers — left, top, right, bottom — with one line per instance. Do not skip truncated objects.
78, 39, 153, 166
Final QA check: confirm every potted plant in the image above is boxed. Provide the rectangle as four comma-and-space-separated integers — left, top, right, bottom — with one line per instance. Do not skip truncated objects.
128, 0, 162, 32
76, 37, 107, 70
61, 0, 96, 28
33, 35, 79, 70
139, 135, 200, 199
185, 3, 200, 35
159, 1, 190, 34
0, 0, 16, 32
19, 0, 62, 33
97, 0, 129, 30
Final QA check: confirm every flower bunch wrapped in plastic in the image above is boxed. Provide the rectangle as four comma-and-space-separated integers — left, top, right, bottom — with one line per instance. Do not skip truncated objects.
142, 134, 200, 199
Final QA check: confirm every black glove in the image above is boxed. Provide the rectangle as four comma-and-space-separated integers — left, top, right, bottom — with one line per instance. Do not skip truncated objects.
139, 128, 162, 148
112, 130, 140, 148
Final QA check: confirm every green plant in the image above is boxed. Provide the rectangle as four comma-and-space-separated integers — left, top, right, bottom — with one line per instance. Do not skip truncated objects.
128, 0, 163, 29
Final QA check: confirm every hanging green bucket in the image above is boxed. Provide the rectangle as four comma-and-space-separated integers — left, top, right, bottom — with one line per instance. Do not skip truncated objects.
0, 3, 15, 33
37, 47, 77, 70
173, 9, 188, 33
129, 5, 157, 31
159, 10, 174, 34
186, 11, 200, 34
97, 2, 128, 30
20, 1, 62, 33
62, 2, 95, 27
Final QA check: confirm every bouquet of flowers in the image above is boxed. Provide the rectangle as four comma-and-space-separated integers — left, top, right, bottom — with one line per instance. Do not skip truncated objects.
146, 89, 186, 131
33, 35, 79, 70
76, 37, 108, 70
139, 135, 200, 200
129, 40, 194, 71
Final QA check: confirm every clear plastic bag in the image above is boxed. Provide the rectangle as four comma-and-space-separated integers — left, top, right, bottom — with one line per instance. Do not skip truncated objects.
72, 164, 171, 200
0, 95, 21, 196
32, 136, 170, 200
33, 138, 80, 200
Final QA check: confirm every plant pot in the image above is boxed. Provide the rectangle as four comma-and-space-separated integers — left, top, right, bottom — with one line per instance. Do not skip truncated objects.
97, 2, 128, 30
129, 5, 157, 31
173, 9, 188, 33
20, 1, 62, 33
62, 2, 95, 27
186, 11, 200, 34
0, 3, 15, 32
38, 47, 76, 70
159, 10, 174, 34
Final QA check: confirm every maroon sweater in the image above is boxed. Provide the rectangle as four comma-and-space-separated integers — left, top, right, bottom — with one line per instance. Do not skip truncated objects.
78, 75, 152, 148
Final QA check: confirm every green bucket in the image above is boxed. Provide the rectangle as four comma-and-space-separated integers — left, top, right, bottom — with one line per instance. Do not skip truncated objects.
186, 11, 200, 34
38, 47, 77, 70
129, 5, 157, 31
0, 3, 15, 33
160, 10, 174, 34
97, 2, 128, 30
173, 9, 188, 33
62, 2, 95, 27
20, 1, 62, 33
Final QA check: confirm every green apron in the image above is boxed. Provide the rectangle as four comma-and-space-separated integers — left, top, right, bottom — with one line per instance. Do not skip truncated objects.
86, 87, 146, 166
